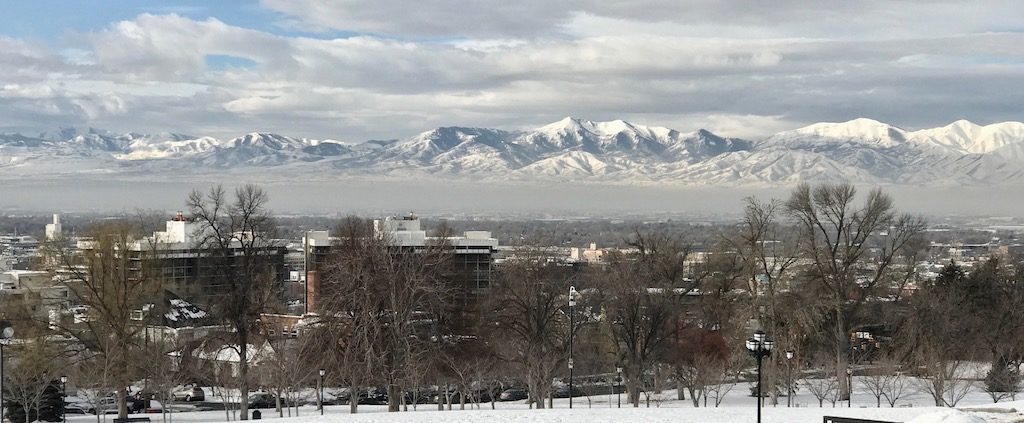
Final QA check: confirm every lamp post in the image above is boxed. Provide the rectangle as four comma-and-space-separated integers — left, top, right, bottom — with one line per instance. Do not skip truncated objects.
318, 368, 326, 415
615, 367, 622, 408
568, 286, 577, 409
1, 321, 13, 423
785, 350, 794, 407
847, 368, 853, 408
745, 329, 774, 423
61, 375, 68, 423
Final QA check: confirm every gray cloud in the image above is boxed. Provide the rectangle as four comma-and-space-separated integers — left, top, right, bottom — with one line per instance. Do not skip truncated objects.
261, 0, 1024, 39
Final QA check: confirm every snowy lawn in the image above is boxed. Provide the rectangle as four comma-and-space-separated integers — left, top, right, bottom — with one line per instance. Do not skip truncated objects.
64, 377, 1024, 423
62, 404, 1023, 423
63, 399, 1024, 423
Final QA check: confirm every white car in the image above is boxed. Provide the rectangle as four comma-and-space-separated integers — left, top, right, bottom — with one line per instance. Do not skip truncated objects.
172, 387, 205, 402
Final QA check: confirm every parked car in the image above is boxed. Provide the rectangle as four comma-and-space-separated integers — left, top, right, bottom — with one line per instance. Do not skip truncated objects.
172, 386, 205, 402
498, 388, 528, 402
403, 388, 438, 405
360, 387, 388, 405
62, 404, 93, 415
553, 384, 587, 399
248, 392, 279, 409
93, 396, 142, 414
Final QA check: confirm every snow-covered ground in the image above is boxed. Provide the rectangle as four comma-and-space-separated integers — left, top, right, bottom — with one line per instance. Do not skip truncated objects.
63, 378, 1024, 423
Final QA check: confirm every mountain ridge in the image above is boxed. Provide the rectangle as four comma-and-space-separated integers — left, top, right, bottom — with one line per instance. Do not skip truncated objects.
3, 117, 1024, 186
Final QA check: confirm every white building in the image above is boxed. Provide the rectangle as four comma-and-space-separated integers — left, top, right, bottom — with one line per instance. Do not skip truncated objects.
45, 214, 62, 241
373, 213, 499, 249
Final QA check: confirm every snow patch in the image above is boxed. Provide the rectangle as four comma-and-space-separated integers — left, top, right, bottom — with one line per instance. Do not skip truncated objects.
905, 409, 986, 423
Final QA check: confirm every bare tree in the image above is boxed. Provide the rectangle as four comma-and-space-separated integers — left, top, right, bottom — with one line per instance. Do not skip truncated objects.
142, 335, 190, 423
785, 183, 925, 399
315, 215, 454, 413
66, 352, 117, 422
258, 336, 320, 418
5, 332, 66, 423
881, 370, 911, 408
597, 231, 695, 407
49, 221, 159, 419
900, 262, 976, 407
804, 356, 839, 408
490, 239, 581, 410
862, 359, 898, 407
187, 184, 282, 421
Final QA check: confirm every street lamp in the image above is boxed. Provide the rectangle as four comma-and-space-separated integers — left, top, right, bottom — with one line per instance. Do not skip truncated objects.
318, 369, 326, 415
615, 367, 623, 408
1, 321, 13, 423
60, 375, 68, 423
568, 286, 578, 409
785, 350, 794, 407
847, 368, 854, 408
745, 329, 774, 423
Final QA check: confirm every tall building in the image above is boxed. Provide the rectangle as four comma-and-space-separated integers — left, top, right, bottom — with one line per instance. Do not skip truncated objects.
44, 214, 62, 241
302, 213, 499, 314
73, 212, 288, 308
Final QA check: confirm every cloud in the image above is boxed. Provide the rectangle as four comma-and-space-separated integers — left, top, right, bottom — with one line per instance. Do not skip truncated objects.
0, 6, 1023, 141
260, 0, 1024, 40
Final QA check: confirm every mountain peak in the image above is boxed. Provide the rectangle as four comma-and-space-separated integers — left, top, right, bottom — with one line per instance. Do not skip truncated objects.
537, 116, 593, 133
946, 119, 980, 129
785, 118, 905, 145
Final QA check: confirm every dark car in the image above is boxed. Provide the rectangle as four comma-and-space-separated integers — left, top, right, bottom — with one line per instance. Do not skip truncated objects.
403, 388, 438, 405
553, 385, 585, 398
248, 393, 279, 409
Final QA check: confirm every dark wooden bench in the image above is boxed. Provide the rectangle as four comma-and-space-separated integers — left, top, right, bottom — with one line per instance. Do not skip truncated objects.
824, 417, 900, 423
112, 418, 151, 423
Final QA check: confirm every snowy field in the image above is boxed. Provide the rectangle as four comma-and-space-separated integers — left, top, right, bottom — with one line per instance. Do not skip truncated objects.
64, 378, 1024, 423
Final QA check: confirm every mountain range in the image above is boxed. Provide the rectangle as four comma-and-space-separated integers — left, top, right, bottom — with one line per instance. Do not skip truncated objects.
3, 117, 1024, 186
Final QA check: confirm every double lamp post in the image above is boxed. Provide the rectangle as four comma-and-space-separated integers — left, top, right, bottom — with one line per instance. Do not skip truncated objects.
745, 330, 774, 423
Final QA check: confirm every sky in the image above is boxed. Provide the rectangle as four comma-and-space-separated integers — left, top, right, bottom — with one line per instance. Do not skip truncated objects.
1, 0, 1023, 141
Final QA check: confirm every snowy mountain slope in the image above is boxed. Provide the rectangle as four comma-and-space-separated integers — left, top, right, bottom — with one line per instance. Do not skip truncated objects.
3, 117, 1024, 185
907, 120, 1024, 158
118, 135, 221, 160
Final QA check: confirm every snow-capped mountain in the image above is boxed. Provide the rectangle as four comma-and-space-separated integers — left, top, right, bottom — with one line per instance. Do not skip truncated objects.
3, 118, 1024, 186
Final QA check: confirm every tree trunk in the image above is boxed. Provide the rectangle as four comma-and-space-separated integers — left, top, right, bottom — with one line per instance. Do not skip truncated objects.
349, 384, 359, 414
835, 307, 850, 401
118, 387, 128, 419
275, 388, 282, 417
677, 380, 685, 400
530, 380, 544, 409
240, 341, 249, 420
387, 384, 400, 412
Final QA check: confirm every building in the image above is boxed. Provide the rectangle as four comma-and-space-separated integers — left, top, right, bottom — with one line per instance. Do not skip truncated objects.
45, 214, 62, 241
570, 243, 608, 263
301, 213, 499, 314
71, 212, 288, 310
374, 213, 499, 292
0, 269, 68, 322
